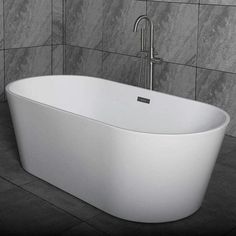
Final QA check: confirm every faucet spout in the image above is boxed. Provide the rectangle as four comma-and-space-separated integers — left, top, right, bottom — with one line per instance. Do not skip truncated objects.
133, 15, 154, 49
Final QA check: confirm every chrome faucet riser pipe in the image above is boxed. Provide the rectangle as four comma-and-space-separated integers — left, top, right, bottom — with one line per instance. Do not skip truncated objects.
133, 15, 161, 90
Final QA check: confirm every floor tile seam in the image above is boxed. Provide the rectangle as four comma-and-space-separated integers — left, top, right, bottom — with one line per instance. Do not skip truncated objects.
0, 175, 85, 223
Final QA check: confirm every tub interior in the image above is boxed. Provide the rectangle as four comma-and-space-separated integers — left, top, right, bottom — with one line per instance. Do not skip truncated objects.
7, 76, 229, 135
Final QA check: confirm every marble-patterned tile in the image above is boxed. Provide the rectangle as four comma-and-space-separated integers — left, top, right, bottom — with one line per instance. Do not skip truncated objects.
103, 0, 146, 56
198, 5, 236, 73
0, 50, 4, 102
53, 45, 64, 75
102, 52, 141, 87
147, 2, 198, 66
196, 68, 236, 136
153, 62, 196, 99
65, 45, 102, 77
5, 46, 51, 85
53, 0, 64, 45
4, 0, 51, 48
200, 0, 236, 5
66, 0, 103, 50
0, 0, 3, 49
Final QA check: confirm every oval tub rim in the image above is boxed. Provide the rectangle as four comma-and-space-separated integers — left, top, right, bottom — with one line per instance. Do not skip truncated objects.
5, 75, 231, 137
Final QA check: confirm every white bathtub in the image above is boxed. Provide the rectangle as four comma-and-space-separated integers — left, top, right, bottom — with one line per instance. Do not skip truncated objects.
6, 75, 229, 223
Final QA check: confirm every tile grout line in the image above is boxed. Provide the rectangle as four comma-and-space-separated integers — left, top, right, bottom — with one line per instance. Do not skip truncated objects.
2, 44, 61, 51
146, 0, 148, 15
0, 175, 87, 223
63, 0, 65, 74
0, 169, 105, 223
3, 0, 6, 100
63, 0, 67, 74
101, 0, 104, 78
145, 0, 236, 7
51, 0, 53, 75
58, 216, 110, 236
199, 3, 236, 7
85, 221, 111, 236
195, 0, 200, 101
145, 0, 198, 5
53, 218, 110, 236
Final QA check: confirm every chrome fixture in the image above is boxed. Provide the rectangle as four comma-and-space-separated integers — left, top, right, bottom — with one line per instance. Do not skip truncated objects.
133, 15, 162, 90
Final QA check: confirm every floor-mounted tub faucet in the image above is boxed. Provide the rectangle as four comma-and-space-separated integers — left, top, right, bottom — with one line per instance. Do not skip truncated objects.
133, 15, 162, 90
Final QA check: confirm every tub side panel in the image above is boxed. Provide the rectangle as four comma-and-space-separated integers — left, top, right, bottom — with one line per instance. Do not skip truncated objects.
107, 131, 225, 222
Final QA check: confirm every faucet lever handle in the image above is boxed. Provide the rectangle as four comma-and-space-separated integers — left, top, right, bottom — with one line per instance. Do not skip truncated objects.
152, 56, 163, 64
152, 51, 163, 64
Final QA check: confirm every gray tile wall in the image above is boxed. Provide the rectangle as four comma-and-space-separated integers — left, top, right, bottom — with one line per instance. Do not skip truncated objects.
65, 0, 236, 136
0, 0, 65, 101
2, 1, 236, 136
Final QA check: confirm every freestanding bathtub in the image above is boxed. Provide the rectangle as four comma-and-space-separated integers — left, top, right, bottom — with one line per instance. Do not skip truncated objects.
6, 75, 229, 223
